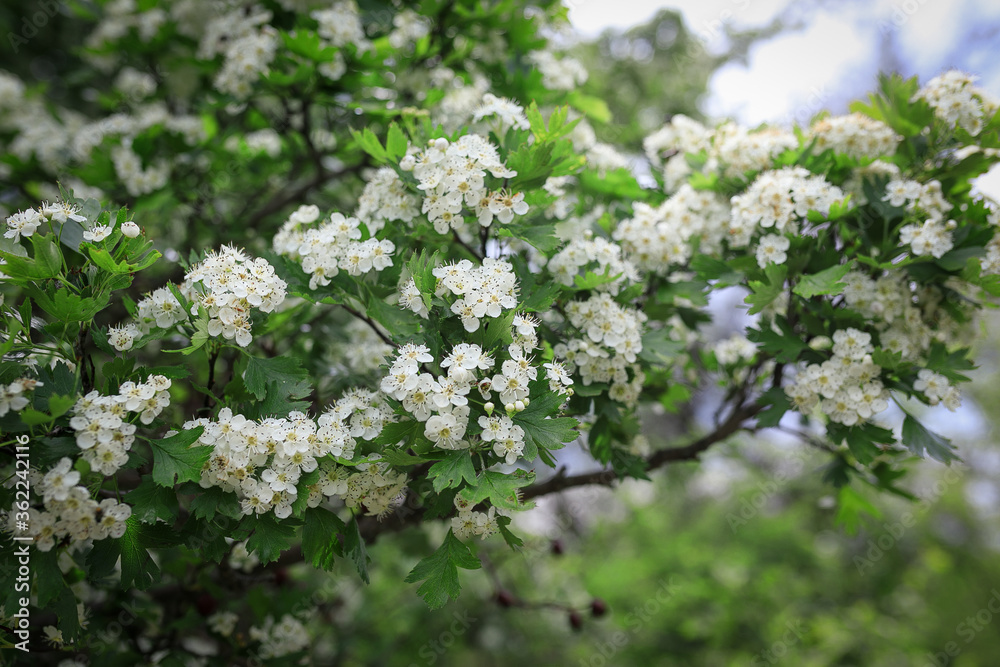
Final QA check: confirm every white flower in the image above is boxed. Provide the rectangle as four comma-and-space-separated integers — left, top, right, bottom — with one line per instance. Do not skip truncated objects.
120, 220, 140, 238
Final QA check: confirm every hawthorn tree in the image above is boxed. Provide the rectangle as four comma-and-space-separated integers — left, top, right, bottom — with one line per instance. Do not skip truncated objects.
1, 1, 1000, 664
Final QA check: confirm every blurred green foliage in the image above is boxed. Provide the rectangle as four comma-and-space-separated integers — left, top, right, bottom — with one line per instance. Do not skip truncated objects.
572, 9, 714, 151
316, 457, 1000, 666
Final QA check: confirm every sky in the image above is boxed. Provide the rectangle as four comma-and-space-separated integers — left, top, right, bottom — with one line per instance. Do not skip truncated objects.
569, 0, 1000, 194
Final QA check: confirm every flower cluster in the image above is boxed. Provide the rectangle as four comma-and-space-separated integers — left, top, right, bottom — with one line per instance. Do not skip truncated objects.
912, 70, 999, 136
809, 113, 901, 160
914, 369, 961, 410
274, 207, 396, 289
785, 328, 889, 426
882, 178, 953, 221
613, 184, 730, 272
111, 140, 171, 196
526, 50, 588, 90
400, 134, 521, 234
843, 267, 974, 364
12, 457, 132, 552
184, 245, 287, 347
133, 286, 191, 334
4, 201, 87, 243
755, 234, 791, 267
249, 614, 310, 659
312, 1, 371, 51
556, 294, 646, 405
452, 494, 501, 540
899, 218, 956, 258
0, 378, 41, 416
203, 6, 278, 98
188, 389, 408, 518
388, 9, 432, 49
403, 258, 519, 333
70, 376, 172, 475
729, 167, 845, 247
473, 93, 530, 132
355, 167, 421, 231
548, 232, 639, 295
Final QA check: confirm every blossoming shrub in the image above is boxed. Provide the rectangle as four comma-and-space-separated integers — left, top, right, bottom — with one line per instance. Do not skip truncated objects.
1, 1, 1000, 662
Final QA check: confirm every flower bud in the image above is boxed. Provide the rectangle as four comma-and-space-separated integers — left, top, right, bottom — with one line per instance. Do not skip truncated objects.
505, 403, 515, 415
400, 155, 415, 171
590, 598, 608, 617
121, 220, 140, 238
514, 400, 525, 412
522, 397, 530, 407
484, 402, 494, 415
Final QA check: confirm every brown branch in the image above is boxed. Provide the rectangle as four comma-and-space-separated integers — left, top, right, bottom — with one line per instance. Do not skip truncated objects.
244, 159, 369, 230
524, 402, 762, 501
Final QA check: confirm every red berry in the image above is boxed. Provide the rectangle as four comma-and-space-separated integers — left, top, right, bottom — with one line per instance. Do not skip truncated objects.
196, 593, 217, 617
495, 589, 515, 607
569, 610, 584, 631
590, 598, 608, 617
551, 539, 564, 556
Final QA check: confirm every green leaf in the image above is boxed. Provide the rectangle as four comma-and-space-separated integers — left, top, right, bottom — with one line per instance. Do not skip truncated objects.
746, 320, 808, 363
404, 529, 481, 609
497, 223, 561, 253
512, 390, 579, 459
244, 513, 296, 565
901, 414, 960, 463
29, 233, 62, 279
189, 486, 243, 521
793, 262, 851, 298
119, 517, 163, 590
460, 469, 535, 511
127, 475, 179, 523
386, 122, 408, 161
302, 508, 346, 571
344, 515, 371, 584
243, 356, 310, 401
638, 329, 684, 365
250, 379, 312, 419
572, 266, 622, 291
836, 485, 882, 535
149, 426, 210, 487
756, 388, 791, 428
567, 91, 612, 124
745, 264, 787, 315
428, 451, 478, 492
351, 127, 388, 163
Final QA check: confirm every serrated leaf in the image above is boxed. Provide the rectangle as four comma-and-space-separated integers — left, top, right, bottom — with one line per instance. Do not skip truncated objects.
302, 508, 346, 571
497, 223, 561, 253
243, 356, 310, 401
344, 515, 371, 584
428, 451, 478, 492
836, 485, 882, 535
244, 513, 296, 565
901, 414, 960, 463
793, 262, 852, 298
127, 475, 180, 523
756, 388, 791, 427
189, 486, 243, 521
745, 264, 787, 315
386, 122, 408, 161
460, 469, 535, 511
404, 529, 481, 609
149, 426, 210, 487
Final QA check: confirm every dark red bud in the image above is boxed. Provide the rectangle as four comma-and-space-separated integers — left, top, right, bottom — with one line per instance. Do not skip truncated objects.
551, 539, 564, 556
495, 589, 515, 607
590, 598, 608, 617
569, 610, 584, 631
196, 593, 218, 617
